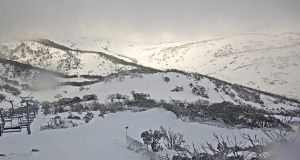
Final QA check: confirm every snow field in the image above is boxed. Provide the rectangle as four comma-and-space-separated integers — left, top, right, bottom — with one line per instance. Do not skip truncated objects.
31, 72, 298, 111
0, 108, 266, 160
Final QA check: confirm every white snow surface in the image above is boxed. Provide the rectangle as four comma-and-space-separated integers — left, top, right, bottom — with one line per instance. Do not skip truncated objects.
0, 108, 266, 160
0, 69, 298, 111
30, 72, 299, 111
0, 62, 299, 160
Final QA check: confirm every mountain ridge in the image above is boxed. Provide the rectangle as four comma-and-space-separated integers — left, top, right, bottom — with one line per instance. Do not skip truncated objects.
48, 32, 299, 100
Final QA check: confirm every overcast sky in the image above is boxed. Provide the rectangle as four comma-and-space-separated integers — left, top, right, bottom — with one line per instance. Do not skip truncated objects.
0, 0, 299, 41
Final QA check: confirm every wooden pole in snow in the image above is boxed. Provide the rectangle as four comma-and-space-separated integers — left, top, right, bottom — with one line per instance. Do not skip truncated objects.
125, 126, 129, 137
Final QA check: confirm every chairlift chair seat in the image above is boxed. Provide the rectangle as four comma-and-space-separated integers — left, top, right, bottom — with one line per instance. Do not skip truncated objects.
0, 111, 23, 134
3, 125, 22, 132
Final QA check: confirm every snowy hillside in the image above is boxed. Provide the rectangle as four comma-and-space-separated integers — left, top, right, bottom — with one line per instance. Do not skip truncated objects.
0, 108, 271, 160
49, 33, 300, 100
0, 40, 150, 76
1, 33, 300, 160
49, 36, 139, 64
1, 55, 299, 160
0, 58, 298, 111
0, 61, 70, 108
31, 71, 300, 111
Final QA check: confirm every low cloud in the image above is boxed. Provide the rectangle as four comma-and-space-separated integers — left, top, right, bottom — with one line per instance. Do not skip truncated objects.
0, 0, 299, 41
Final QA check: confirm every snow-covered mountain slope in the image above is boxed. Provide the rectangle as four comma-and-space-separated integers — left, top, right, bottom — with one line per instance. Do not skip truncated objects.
49, 33, 300, 100
0, 55, 298, 110
0, 60, 299, 160
29, 71, 299, 112
0, 40, 152, 76
0, 49, 298, 111
0, 59, 106, 109
47, 36, 139, 64
0, 108, 266, 160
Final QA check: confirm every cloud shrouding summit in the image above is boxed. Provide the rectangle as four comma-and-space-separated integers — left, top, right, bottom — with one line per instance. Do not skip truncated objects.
0, 0, 299, 41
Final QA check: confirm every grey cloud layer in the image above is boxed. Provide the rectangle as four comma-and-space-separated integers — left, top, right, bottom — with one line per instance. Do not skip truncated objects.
0, 0, 299, 40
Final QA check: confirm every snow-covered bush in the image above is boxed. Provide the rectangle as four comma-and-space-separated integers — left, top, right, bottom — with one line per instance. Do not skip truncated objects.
160, 126, 185, 151
105, 102, 124, 113
171, 86, 184, 92
67, 112, 81, 120
82, 94, 98, 101
106, 93, 129, 102
192, 85, 209, 98
0, 77, 19, 86
131, 91, 150, 101
57, 96, 81, 106
83, 117, 92, 123
40, 118, 78, 131
0, 84, 21, 96
0, 94, 6, 102
79, 86, 85, 91
162, 128, 298, 160
53, 105, 65, 114
70, 103, 84, 113
141, 129, 163, 152
160, 100, 292, 129
71, 96, 81, 103
130, 73, 143, 79
117, 74, 125, 82
232, 84, 264, 104
164, 77, 170, 83
41, 101, 51, 116
54, 94, 62, 100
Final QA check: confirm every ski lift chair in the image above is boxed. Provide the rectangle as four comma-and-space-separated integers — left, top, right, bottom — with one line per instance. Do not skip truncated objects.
0, 108, 22, 135
16, 107, 34, 128
12, 107, 29, 127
